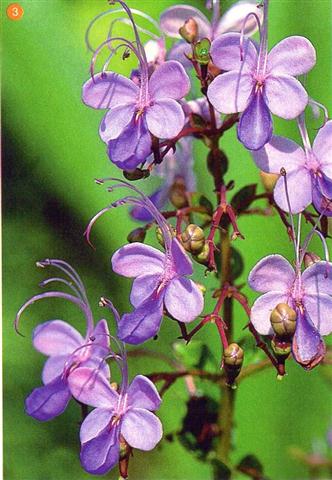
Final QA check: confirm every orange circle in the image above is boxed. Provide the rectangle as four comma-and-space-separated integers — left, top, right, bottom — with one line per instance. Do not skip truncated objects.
6, 3, 24, 21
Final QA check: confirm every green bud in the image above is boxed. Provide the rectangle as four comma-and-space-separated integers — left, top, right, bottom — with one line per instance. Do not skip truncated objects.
181, 224, 205, 254
270, 303, 297, 338
123, 168, 150, 181
127, 227, 146, 243
179, 17, 198, 43
194, 242, 210, 265
304, 252, 321, 268
169, 178, 189, 209
193, 38, 211, 65
155, 226, 176, 247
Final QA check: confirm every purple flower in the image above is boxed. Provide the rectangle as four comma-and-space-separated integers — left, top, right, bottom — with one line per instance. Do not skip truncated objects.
160, 0, 262, 69
85, 179, 204, 344
248, 255, 332, 369
68, 366, 162, 475
252, 119, 332, 214
15, 259, 110, 421
82, 3, 190, 170
207, 1, 316, 150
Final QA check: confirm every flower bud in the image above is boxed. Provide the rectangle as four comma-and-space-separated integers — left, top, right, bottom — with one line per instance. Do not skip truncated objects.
181, 224, 205, 254
123, 168, 150, 181
260, 171, 279, 192
270, 303, 297, 339
127, 227, 146, 243
271, 338, 292, 358
193, 242, 210, 265
193, 38, 211, 65
223, 343, 244, 384
179, 17, 198, 43
169, 178, 189, 209
304, 252, 321, 268
155, 226, 175, 247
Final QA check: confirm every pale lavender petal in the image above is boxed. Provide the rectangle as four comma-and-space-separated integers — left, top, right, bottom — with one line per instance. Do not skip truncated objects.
171, 238, 193, 275
32, 320, 83, 356
146, 99, 185, 138
167, 41, 192, 70
210, 33, 258, 72
313, 120, 332, 166
111, 243, 165, 278
251, 135, 306, 173
273, 168, 312, 213
92, 319, 110, 353
303, 294, 332, 336
127, 375, 161, 410
292, 309, 325, 370
25, 377, 71, 421
68, 367, 119, 409
238, 90, 273, 150
267, 36, 316, 76
80, 408, 114, 444
164, 277, 204, 323
82, 72, 138, 109
130, 274, 161, 308
264, 75, 308, 119
117, 296, 164, 344
83, 356, 110, 380
131, 188, 169, 222
99, 104, 135, 142
207, 71, 253, 114
107, 116, 152, 170
250, 292, 290, 335
248, 254, 295, 293
302, 261, 332, 296
80, 425, 120, 475
121, 408, 163, 450
215, 0, 263, 37
42, 354, 68, 384
160, 5, 211, 39
149, 61, 190, 100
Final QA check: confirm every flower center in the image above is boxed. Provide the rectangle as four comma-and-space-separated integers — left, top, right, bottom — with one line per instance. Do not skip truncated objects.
305, 152, 321, 175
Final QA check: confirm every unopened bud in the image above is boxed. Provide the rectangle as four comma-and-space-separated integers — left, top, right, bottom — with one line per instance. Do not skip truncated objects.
123, 168, 150, 181
155, 226, 175, 247
270, 303, 297, 339
223, 343, 244, 384
169, 178, 189, 209
179, 17, 198, 43
304, 252, 321, 268
193, 38, 211, 65
127, 227, 146, 243
181, 224, 205, 254
271, 338, 292, 358
110, 382, 118, 391
260, 171, 279, 192
194, 242, 210, 265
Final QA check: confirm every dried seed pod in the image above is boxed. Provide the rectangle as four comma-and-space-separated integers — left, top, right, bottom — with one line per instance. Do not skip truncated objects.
123, 168, 150, 181
304, 252, 321, 268
194, 242, 210, 265
127, 227, 146, 243
270, 303, 297, 338
169, 178, 188, 209
179, 17, 198, 43
181, 224, 205, 254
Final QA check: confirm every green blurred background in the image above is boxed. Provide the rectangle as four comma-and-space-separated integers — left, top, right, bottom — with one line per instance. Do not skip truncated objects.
2, 1, 332, 479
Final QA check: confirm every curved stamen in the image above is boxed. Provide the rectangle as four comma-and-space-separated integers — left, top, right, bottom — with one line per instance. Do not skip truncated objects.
280, 168, 298, 263
257, 0, 269, 75
39, 277, 83, 300
308, 98, 330, 129
108, 17, 161, 43
297, 113, 312, 155
240, 12, 261, 61
211, 0, 220, 33
300, 204, 332, 265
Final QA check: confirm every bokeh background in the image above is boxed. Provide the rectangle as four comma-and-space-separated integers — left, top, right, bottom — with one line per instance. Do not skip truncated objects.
3, 1, 332, 479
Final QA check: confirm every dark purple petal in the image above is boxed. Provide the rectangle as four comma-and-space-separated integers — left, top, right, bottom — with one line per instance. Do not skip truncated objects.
250, 292, 290, 335
215, 0, 263, 37
292, 308, 326, 370
248, 254, 295, 293
160, 5, 211, 39
42, 354, 68, 384
80, 425, 120, 475
264, 74, 308, 120
207, 71, 254, 114
121, 408, 163, 450
164, 277, 204, 323
127, 375, 161, 410
237, 90, 273, 151
99, 105, 135, 142
273, 168, 312, 214
146, 99, 185, 138
312, 180, 332, 216
149, 61, 190, 100
32, 320, 83, 356
171, 238, 193, 275
130, 274, 161, 308
303, 293, 332, 336
25, 377, 71, 421
82, 72, 138, 109
210, 33, 257, 72
251, 135, 305, 173
313, 120, 332, 166
111, 243, 165, 278
107, 116, 152, 170
302, 261, 332, 296
68, 367, 119, 409
117, 295, 164, 345
131, 188, 169, 222
267, 36, 316, 76
80, 408, 114, 444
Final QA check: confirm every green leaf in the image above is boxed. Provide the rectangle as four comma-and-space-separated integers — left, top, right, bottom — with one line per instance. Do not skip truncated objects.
211, 459, 232, 480
231, 184, 257, 213
199, 195, 214, 216
173, 340, 218, 371
237, 454, 265, 479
